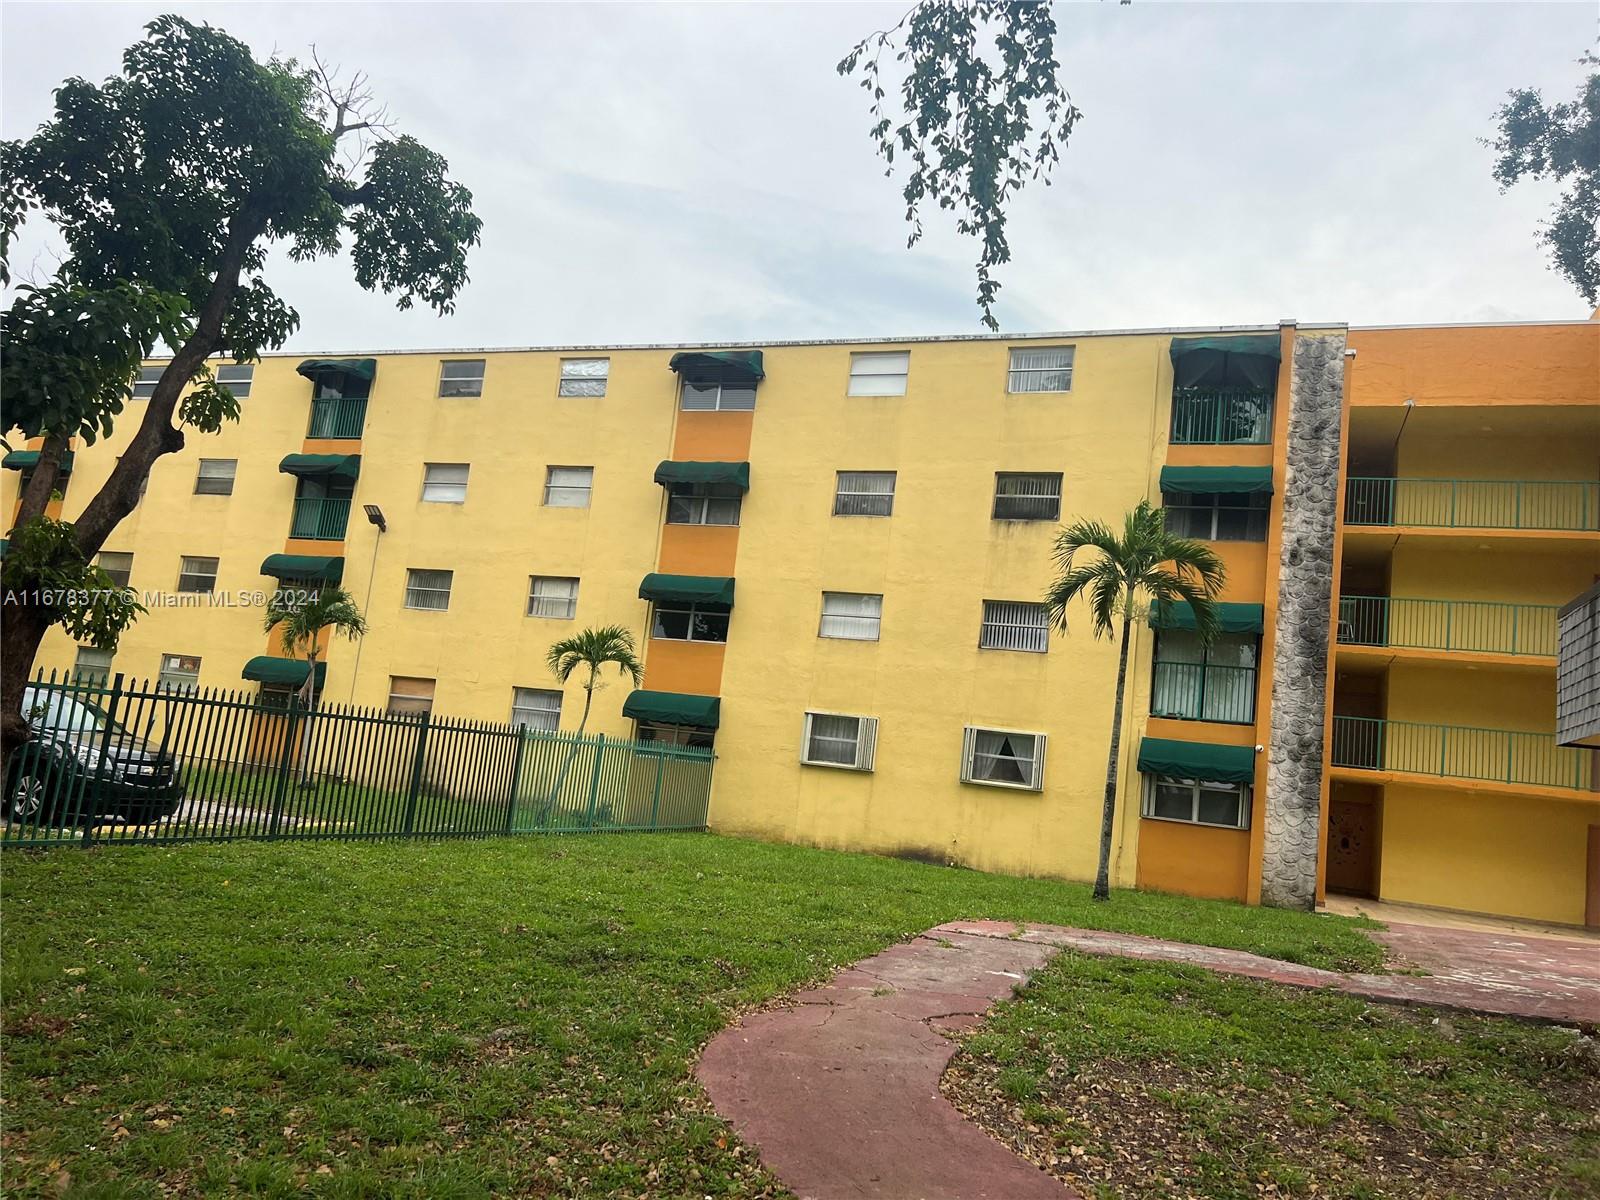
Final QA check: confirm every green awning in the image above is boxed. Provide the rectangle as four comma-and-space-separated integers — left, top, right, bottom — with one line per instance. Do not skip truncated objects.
622, 689, 721, 729
639, 573, 735, 606
653, 461, 751, 492
241, 656, 327, 687
1148, 601, 1265, 634
260, 554, 345, 585
3, 450, 74, 476
1137, 737, 1256, 785
668, 350, 765, 384
1170, 334, 1280, 389
279, 453, 361, 482
296, 358, 377, 383
1159, 466, 1274, 495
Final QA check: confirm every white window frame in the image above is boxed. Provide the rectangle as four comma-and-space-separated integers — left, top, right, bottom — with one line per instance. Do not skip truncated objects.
847, 351, 910, 397
217, 363, 253, 398
97, 551, 133, 590
819, 592, 883, 641
526, 575, 579, 620
992, 472, 1063, 522
1007, 346, 1075, 394
1142, 776, 1251, 831
403, 568, 453, 612
833, 470, 896, 517
421, 462, 470, 504
679, 378, 757, 411
73, 645, 114, 687
511, 687, 562, 732
960, 725, 1047, 791
980, 600, 1050, 653
800, 712, 879, 771
176, 555, 219, 594
438, 359, 486, 398
194, 458, 237, 496
665, 485, 742, 527
132, 366, 163, 399
651, 602, 730, 644
558, 358, 610, 397
543, 466, 593, 508
387, 676, 435, 717
158, 653, 201, 692
1161, 491, 1270, 543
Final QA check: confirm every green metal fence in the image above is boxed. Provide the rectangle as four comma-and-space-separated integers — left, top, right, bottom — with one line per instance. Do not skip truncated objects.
2, 673, 713, 849
1169, 387, 1274, 445
1337, 596, 1559, 657
1150, 661, 1256, 724
307, 396, 368, 439
289, 496, 352, 540
1343, 477, 1600, 531
1330, 715, 1590, 791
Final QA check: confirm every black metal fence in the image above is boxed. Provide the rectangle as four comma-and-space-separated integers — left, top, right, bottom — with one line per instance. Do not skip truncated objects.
2, 673, 714, 848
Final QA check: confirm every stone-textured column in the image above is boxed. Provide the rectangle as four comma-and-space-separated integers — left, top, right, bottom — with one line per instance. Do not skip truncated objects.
1261, 332, 1346, 909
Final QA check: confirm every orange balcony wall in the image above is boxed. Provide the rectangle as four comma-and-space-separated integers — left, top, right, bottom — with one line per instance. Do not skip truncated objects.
658, 523, 739, 577
642, 637, 726, 697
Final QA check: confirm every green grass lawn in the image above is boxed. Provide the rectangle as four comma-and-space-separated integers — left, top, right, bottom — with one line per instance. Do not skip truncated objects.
945, 953, 1600, 1200
1, 833, 1382, 1198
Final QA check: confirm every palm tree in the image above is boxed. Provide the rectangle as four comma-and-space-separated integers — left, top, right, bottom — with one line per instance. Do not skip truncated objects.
545, 624, 644, 738
262, 585, 368, 784
1045, 500, 1227, 902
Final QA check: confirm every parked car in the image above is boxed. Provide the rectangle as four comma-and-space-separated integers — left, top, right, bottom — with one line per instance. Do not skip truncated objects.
5, 686, 185, 827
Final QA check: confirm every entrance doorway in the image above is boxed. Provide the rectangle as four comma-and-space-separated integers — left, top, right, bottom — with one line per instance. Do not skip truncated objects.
1327, 783, 1381, 898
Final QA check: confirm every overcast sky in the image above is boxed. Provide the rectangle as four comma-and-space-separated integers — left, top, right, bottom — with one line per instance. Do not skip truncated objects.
3, 2, 1595, 350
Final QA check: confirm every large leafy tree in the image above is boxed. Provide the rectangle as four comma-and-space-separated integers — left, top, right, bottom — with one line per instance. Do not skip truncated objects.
838, 0, 1088, 329
1044, 501, 1226, 901
0, 15, 481, 756
1488, 53, 1600, 305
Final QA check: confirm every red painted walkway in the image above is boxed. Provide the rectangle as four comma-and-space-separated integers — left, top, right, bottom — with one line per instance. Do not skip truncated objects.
697, 919, 1599, 1200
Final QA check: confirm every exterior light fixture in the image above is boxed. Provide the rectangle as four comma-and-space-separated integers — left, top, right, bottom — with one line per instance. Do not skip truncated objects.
364, 504, 387, 532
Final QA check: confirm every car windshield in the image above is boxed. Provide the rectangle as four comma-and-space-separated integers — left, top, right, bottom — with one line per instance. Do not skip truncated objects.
21, 688, 128, 739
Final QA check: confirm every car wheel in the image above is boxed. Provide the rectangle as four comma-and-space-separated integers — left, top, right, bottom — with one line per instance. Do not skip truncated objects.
7, 773, 54, 827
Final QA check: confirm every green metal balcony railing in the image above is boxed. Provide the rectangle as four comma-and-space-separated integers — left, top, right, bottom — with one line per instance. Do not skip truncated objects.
1169, 387, 1274, 445
1344, 477, 1599, 531
1337, 596, 1559, 657
289, 496, 351, 541
307, 396, 368, 439
1330, 716, 1591, 791
1150, 661, 1257, 724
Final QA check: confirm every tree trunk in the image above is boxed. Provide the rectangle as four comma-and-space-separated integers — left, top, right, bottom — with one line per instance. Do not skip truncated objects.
297, 648, 320, 787
13, 432, 73, 527
1093, 592, 1136, 901
0, 604, 53, 762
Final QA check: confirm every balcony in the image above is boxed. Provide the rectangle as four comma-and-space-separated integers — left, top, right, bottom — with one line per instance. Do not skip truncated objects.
307, 396, 368, 440
1150, 661, 1256, 724
1344, 477, 1599, 532
1330, 716, 1591, 792
1169, 387, 1274, 445
1337, 596, 1558, 658
290, 496, 351, 541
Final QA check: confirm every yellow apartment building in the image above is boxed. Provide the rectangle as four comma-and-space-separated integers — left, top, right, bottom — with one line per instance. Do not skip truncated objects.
5, 317, 1596, 924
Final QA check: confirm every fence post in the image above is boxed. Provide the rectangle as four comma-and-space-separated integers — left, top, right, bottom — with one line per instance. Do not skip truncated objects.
650, 748, 666, 830
75, 673, 127, 845
401, 711, 431, 836
503, 729, 525, 835
267, 695, 301, 839
585, 733, 605, 829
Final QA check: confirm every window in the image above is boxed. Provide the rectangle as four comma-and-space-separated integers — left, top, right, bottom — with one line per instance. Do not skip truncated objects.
132, 366, 162, 399
544, 466, 593, 508
847, 351, 909, 396
652, 602, 730, 643
217, 363, 253, 398
438, 359, 486, 397
176, 556, 219, 594
73, 646, 114, 687
679, 379, 756, 411
194, 458, 237, 496
527, 576, 579, 619
1151, 631, 1258, 724
819, 592, 882, 641
834, 471, 896, 517
1144, 776, 1250, 830
801, 712, 878, 771
637, 721, 715, 750
97, 552, 133, 590
1008, 346, 1074, 393
961, 726, 1047, 791
421, 463, 470, 503
1163, 492, 1269, 542
404, 568, 453, 612
993, 473, 1062, 521
158, 653, 201, 692
558, 358, 609, 397
387, 676, 435, 717
511, 687, 562, 732
980, 601, 1049, 653
666, 484, 741, 526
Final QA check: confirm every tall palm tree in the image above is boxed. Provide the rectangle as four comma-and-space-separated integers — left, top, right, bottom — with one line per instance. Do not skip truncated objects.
262, 585, 368, 783
545, 624, 644, 738
1045, 500, 1227, 902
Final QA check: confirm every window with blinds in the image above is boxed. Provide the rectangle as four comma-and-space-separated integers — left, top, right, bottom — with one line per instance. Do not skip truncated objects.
511, 687, 562, 731
438, 359, 486, 397
422, 463, 470, 503
833, 471, 896, 516
801, 712, 879, 771
980, 601, 1050, 652
73, 646, 114, 687
527, 576, 579, 619
132, 366, 162, 399
819, 592, 883, 641
544, 466, 593, 508
1161, 491, 1269, 542
960, 726, 1046, 790
1007, 346, 1074, 393
680, 379, 756, 411
176, 555, 219, 594
194, 459, 237, 496
558, 358, 609, 397
97, 552, 134, 589
847, 351, 910, 396
404, 569, 453, 611
217, 363, 253, 398
992, 472, 1063, 521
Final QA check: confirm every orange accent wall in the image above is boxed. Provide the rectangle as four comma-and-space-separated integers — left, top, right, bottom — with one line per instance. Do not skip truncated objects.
642, 638, 726, 697
658, 524, 739, 576
1137, 818, 1251, 901
1209, 541, 1267, 602
1164, 444, 1275, 469
281, 538, 346, 558
1347, 324, 1599, 407
1143, 717, 1256, 747
672, 412, 754, 460
299, 438, 361, 456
